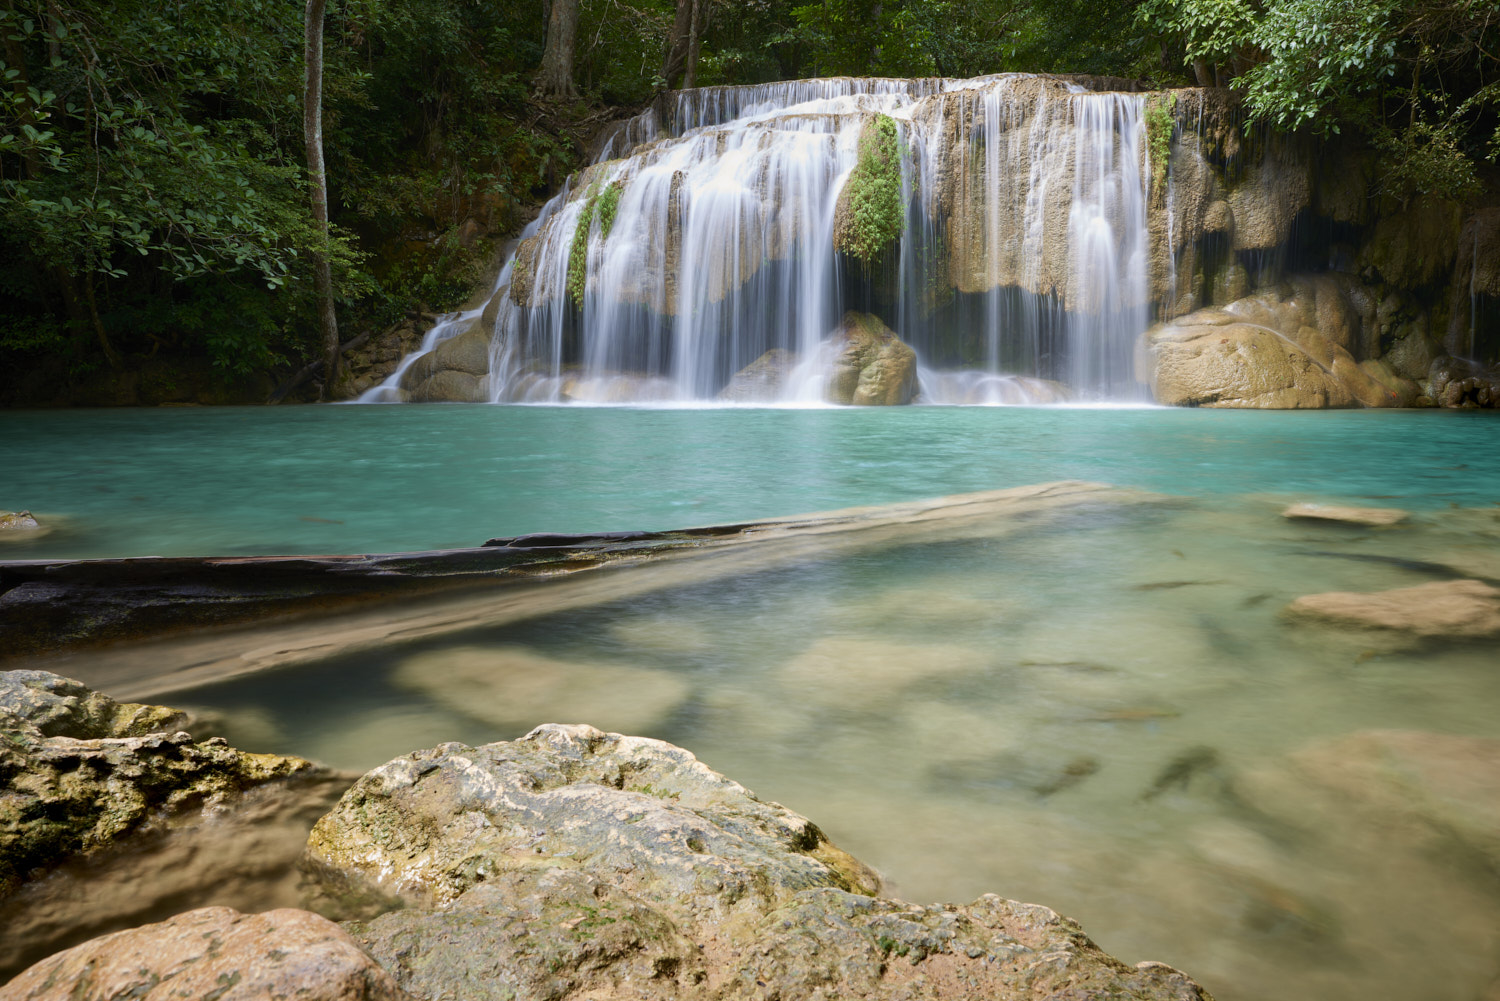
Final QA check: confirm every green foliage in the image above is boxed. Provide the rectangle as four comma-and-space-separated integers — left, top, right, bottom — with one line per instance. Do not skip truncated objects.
1374, 117, 1481, 201
1146, 93, 1179, 192
835, 114, 903, 264
1236, 0, 1400, 133
596, 181, 624, 239
1140, 0, 1500, 201
567, 184, 602, 307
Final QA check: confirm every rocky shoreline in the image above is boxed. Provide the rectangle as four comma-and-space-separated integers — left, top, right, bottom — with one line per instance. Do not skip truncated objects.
0, 670, 1214, 1000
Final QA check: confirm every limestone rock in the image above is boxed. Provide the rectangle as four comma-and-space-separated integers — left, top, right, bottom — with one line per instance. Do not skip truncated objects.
303, 724, 882, 917
430, 324, 493, 376
1225, 138, 1312, 251
309, 725, 1213, 1001
1143, 315, 1353, 408
0, 671, 322, 898
1362, 195, 1463, 288
1286, 579, 1500, 639
408, 368, 486, 403
718, 348, 798, 402
1141, 276, 1423, 408
0, 511, 40, 533
1282, 502, 1409, 526
0, 906, 409, 1001
826, 312, 918, 405
1428, 355, 1500, 409
390, 646, 690, 737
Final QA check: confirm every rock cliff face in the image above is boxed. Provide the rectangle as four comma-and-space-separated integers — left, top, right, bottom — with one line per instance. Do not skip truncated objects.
304, 723, 1213, 1001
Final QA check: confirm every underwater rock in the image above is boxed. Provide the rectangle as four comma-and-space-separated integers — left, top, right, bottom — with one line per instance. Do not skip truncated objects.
0, 671, 323, 900
0, 906, 410, 1001
0, 511, 41, 533
1234, 730, 1500, 869
775, 636, 991, 710
1286, 579, 1500, 639
306, 724, 1212, 1001
718, 348, 798, 402
826, 312, 918, 405
390, 646, 690, 738
1282, 502, 1409, 526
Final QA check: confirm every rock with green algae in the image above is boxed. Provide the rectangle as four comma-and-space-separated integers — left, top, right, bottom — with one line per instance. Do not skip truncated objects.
834, 113, 904, 264
827, 311, 918, 405
0, 671, 323, 899
306, 723, 1213, 1001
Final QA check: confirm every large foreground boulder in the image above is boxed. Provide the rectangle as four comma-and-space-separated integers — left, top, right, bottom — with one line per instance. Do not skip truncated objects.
826, 312, 918, 405
0, 906, 409, 1001
306, 724, 1211, 1001
0, 671, 322, 899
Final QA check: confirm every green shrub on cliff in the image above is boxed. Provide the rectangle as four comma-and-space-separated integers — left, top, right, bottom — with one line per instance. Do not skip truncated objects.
834, 115, 904, 265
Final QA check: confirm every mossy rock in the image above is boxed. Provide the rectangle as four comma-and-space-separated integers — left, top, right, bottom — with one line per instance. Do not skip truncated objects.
0, 671, 321, 899
833, 114, 904, 265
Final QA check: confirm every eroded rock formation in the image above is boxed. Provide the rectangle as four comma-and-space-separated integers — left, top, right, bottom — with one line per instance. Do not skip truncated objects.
304, 723, 1213, 1001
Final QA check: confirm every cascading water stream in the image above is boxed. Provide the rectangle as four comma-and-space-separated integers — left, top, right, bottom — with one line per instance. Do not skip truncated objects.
362, 74, 1159, 405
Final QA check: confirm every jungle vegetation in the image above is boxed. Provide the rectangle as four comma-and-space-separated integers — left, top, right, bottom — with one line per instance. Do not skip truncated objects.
0, 0, 1495, 399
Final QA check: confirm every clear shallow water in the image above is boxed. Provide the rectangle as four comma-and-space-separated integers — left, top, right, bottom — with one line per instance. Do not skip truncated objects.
175, 492, 1500, 1001
0, 405, 1496, 559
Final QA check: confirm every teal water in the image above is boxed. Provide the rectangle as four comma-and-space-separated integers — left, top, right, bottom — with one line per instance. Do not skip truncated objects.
6, 405, 1500, 1001
0, 405, 1496, 559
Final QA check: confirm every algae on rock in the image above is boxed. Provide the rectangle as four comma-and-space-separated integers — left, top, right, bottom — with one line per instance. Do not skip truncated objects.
0, 671, 323, 899
834, 114, 904, 264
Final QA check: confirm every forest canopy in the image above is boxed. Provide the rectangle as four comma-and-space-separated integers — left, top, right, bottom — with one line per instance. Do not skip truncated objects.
0, 0, 1494, 396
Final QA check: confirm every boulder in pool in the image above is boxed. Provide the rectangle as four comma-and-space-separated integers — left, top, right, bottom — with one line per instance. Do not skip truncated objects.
0, 511, 42, 536
1285, 579, 1500, 639
1282, 502, 1409, 526
826, 312, 918, 405
305, 723, 1212, 1001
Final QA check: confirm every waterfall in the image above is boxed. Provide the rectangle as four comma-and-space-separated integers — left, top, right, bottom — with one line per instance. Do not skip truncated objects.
363, 73, 1158, 405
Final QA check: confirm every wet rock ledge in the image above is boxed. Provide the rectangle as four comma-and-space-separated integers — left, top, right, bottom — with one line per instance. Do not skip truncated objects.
0, 672, 1212, 1001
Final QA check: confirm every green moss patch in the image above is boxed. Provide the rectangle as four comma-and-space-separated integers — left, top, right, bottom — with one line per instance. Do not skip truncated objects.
834, 114, 905, 264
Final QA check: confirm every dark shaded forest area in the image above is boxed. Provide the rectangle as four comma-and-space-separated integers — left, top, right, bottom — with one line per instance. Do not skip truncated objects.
0, 0, 1495, 403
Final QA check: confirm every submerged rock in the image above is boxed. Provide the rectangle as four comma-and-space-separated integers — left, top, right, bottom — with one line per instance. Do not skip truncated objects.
306, 724, 1211, 1001
827, 312, 918, 405
1286, 579, 1500, 640
1282, 502, 1409, 526
0, 671, 323, 899
1235, 730, 1500, 869
0, 511, 41, 533
718, 348, 798, 402
1, 906, 410, 1001
390, 646, 690, 737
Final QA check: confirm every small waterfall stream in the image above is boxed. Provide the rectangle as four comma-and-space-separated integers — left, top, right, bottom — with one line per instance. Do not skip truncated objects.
364, 74, 1159, 405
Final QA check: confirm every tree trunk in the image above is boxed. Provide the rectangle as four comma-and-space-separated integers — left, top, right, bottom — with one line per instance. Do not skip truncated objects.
683, 0, 704, 90
304, 0, 340, 398
535, 0, 579, 100
661, 0, 698, 90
